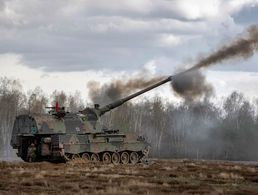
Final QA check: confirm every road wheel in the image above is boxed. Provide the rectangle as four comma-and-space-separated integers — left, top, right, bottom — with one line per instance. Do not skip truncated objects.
91, 153, 100, 162
81, 153, 90, 161
120, 152, 129, 164
102, 152, 111, 164
112, 152, 120, 165
130, 152, 139, 165
71, 154, 80, 160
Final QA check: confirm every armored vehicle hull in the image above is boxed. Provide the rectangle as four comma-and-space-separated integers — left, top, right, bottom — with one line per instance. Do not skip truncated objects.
11, 114, 149, 164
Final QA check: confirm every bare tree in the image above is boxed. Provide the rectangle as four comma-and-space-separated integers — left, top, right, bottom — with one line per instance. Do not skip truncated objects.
67, 91, 85, 112
0, 78, 24, 158
27, 87, 48, 114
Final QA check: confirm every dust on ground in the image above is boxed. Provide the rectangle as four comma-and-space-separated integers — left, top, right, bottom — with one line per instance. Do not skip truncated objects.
0, 159, 258, 195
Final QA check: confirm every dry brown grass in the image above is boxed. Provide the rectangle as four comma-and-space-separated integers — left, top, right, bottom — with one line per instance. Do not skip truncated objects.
0, 160, 258, 194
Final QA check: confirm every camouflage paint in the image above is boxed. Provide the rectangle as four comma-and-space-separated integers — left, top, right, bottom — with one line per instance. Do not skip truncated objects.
10, 76, 173, 163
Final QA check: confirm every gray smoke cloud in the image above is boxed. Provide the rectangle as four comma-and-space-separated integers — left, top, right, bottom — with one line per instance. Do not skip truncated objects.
172, 70, 213, 102
87, 76, 164, 105
194, 25, 258, 69
172, 25, 258, 101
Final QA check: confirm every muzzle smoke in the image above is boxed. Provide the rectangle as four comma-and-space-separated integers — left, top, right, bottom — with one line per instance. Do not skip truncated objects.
194, 25, 258, 70
87, 76, 164, 105
172, 71, 213, 102
172, 25, 258, 101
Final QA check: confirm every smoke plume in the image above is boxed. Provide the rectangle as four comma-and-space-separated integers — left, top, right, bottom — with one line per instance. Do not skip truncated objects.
172, 70, 213, 102
87, 76, 164, 105
193, 25, 258, 70
172, 25, 258, 101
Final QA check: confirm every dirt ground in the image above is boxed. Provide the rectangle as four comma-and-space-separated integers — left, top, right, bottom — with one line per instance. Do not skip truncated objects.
0, 159, 258, 195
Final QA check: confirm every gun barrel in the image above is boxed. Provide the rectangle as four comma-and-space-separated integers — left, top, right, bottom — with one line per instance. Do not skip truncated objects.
98, 76, 173, 115
121, 76, 172, 102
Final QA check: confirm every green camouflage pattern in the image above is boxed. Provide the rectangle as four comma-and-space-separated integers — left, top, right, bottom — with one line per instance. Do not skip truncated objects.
10, 76, 174, 163
11, 111, 149, 163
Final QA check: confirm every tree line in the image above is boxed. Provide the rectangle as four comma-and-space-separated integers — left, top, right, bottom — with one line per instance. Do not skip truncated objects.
1, 77, 258, 161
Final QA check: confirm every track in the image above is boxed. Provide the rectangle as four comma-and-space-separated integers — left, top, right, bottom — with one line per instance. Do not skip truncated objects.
0, 159, 258, 194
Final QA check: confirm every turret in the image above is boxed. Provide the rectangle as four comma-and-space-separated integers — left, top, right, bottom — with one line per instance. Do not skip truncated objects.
81, 76, 173, 119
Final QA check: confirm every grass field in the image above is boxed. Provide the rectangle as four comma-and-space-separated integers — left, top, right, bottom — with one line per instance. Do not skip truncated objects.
0, 159, 258, 194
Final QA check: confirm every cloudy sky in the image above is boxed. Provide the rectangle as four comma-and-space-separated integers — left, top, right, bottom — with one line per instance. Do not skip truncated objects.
0, 0, 258, 104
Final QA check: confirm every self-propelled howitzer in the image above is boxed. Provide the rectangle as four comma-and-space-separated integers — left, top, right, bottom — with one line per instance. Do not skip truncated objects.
11, 76, 172, 164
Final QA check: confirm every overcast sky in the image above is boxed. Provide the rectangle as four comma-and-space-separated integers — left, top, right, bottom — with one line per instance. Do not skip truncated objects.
0, 0, 258, 104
